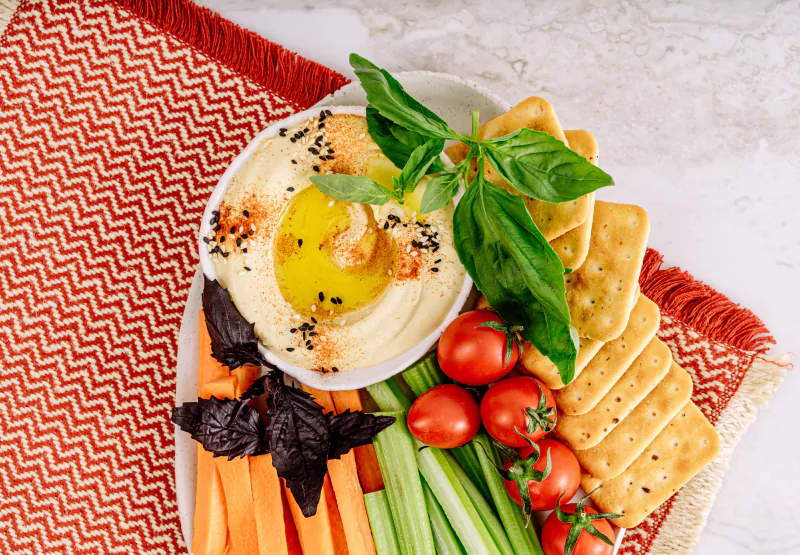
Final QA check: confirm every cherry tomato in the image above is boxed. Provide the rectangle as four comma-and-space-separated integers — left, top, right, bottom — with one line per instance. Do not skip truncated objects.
437, 310, 520, 386
407, 384, 480, 448
481, 376, 557, 447
542, 503, 616, 555
503, 438, 580, 511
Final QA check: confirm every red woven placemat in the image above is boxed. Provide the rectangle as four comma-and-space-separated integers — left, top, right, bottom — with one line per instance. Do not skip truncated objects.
0, 1, 787, 554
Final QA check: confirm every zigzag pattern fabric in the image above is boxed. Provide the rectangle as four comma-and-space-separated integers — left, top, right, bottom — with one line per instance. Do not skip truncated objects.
0, 1, 343, 552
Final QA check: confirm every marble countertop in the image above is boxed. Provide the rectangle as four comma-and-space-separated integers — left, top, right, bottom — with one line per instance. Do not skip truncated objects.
201, 1, 799, 552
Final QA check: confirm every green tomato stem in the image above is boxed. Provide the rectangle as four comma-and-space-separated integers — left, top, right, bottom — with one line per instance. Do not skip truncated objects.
471, 110, 480, 141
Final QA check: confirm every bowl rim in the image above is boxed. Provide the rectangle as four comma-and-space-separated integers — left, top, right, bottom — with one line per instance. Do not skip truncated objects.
197, 104, 474, 390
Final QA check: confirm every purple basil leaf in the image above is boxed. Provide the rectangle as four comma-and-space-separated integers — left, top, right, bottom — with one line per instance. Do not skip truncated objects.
327, 410, 396, 459
268, 380, 330, 517
172, 397, 268, 459
202, 277, 269, 370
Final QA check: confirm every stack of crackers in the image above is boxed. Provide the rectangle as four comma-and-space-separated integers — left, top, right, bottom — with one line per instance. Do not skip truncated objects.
449, 98, 721, 529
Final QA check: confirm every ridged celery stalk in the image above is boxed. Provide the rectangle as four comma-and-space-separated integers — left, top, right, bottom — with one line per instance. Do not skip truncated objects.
422, 478, 466, 555
364, 490, 402, 555
372, 411, 435, 555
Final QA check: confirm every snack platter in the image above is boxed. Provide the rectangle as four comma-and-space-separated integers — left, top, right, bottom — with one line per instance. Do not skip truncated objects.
174, 59, 720, 555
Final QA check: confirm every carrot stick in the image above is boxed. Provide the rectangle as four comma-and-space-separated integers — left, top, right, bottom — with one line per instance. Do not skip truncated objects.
198, 310, 231, 393
286, 474, 349, 555
306, 387, 376, 555
280, 481, 303, 555
331, 390, 386, 493
250, 455, 300, 555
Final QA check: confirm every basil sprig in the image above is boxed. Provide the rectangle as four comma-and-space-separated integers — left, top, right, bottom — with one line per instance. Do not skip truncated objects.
309, 54, 614, 385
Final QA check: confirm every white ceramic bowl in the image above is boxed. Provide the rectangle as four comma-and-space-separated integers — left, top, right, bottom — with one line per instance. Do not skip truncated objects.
198, 104, 473, 391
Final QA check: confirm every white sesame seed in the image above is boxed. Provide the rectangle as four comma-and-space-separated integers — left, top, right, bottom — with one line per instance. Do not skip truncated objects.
388, 269, 393, 276
411, 250, 419, 256
250, 225, 256, 232
238, 226, 244, 234
240, 241, 247, 249
238, 271, 246, 276
358, 133, 365, 139
328, 201, 334, 207
406, 245, 412, 253
421, 248, 428, 253
340, 319, 347, 326
311, 304, 317, 312
411, 211, 416, 218
329, 309, 334, 315
223, 258, 228, 265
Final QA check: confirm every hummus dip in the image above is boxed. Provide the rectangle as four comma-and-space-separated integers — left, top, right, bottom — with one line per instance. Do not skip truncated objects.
206, 111, 466, 372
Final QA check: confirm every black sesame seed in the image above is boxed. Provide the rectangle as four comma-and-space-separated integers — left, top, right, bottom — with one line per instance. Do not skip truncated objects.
332, 366, 339, 372
318, 123, 325, 129
214, 224, 221, 232
212, 210, 219, 216
211, 246, 220, 254
286, 347, 295, 352
313, 165, 320, 172
311, 317, 317, 324
219, 236, 226, 243
290, 137, 296, 143
298, 239, 303, 247
336, 297, 342, 304
290, 328, 297, 333
203, 237, 209, 244
326, 155, 334, 160
403, 223, 408, 227
222, 252, 229, 258
307, 325, 315, 331
309, 147, 319, 154
325, 110, 332, 116
300, 323, 308, 330
383, 221, 389, 230
435, 259, 442, 264
287, 187, 295, 192
236, 238, 242, 247
424, 223, 431, 228
241, 234, 249, 240
318, 292, 324, 302
243, 210, 249, 218
306, 340, 311, 346
307, 345, 314, 350
302, 331, 306, 340
431, 267, 439, 272
279, 131, 286, 137
303, 128, 309, 133
309, 332, 317, 337
291, 159, 297, 165
244, 267, 251, 271
327, 149, 335, 154
331, 298, 338, 305
319, 110, 326, 118
243, 248, 248, 253
210, 216, 217, 225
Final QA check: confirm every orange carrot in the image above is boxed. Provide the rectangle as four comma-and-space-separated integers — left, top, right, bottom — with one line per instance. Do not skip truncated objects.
307, 387, 376, 555
230, 365, 259, 398
198, 310, 230, 392
280, 484, 303, 555
250, 455, 299, 555
331, 390, 385, 493
213, 378, 260, 555
286, 474, 349, 555
193, 342, 232, 555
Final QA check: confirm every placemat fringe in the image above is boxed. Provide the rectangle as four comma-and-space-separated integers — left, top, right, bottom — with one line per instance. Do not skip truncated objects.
114, 0, 349, 108
640, 248, 775, 354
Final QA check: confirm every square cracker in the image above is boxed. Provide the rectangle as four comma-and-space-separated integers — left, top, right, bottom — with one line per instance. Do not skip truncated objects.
572, 361, 694, 480
550, 129, 599, 270
554, 295, 660, 415
518, 336, 604, 390
581, 402, 720, 529
446, 97, 592, 240
564, 201, 650, 342
555, 337, 673, 450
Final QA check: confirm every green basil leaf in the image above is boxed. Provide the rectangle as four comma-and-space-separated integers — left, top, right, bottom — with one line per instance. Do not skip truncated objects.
453, 173, 578, 384
366, 107, 446, 174
394, 138, 445, 196
482, 128, 614, 203
310, 175, 393, 205
419, 170, 462, 214
350, 54, 459, 140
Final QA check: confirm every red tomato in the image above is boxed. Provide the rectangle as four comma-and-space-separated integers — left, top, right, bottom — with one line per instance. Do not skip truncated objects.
481, 376, 557, 447
542, 503, 616, 555
503, 438, 580, 511
407, 384, 480, 448
437, 310, 519, 386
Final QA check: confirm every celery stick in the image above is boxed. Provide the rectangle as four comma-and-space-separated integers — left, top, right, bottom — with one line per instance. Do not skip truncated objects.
402, 352, 448, 396
417, 447, 502, 555
373, 411, 435, 555
450, 444, 491, 501
422, 478, 466, 555
367, 378, 412, 412
365, 490, 402, 555
443, 451, 514, 555
473, 432, 545, 555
